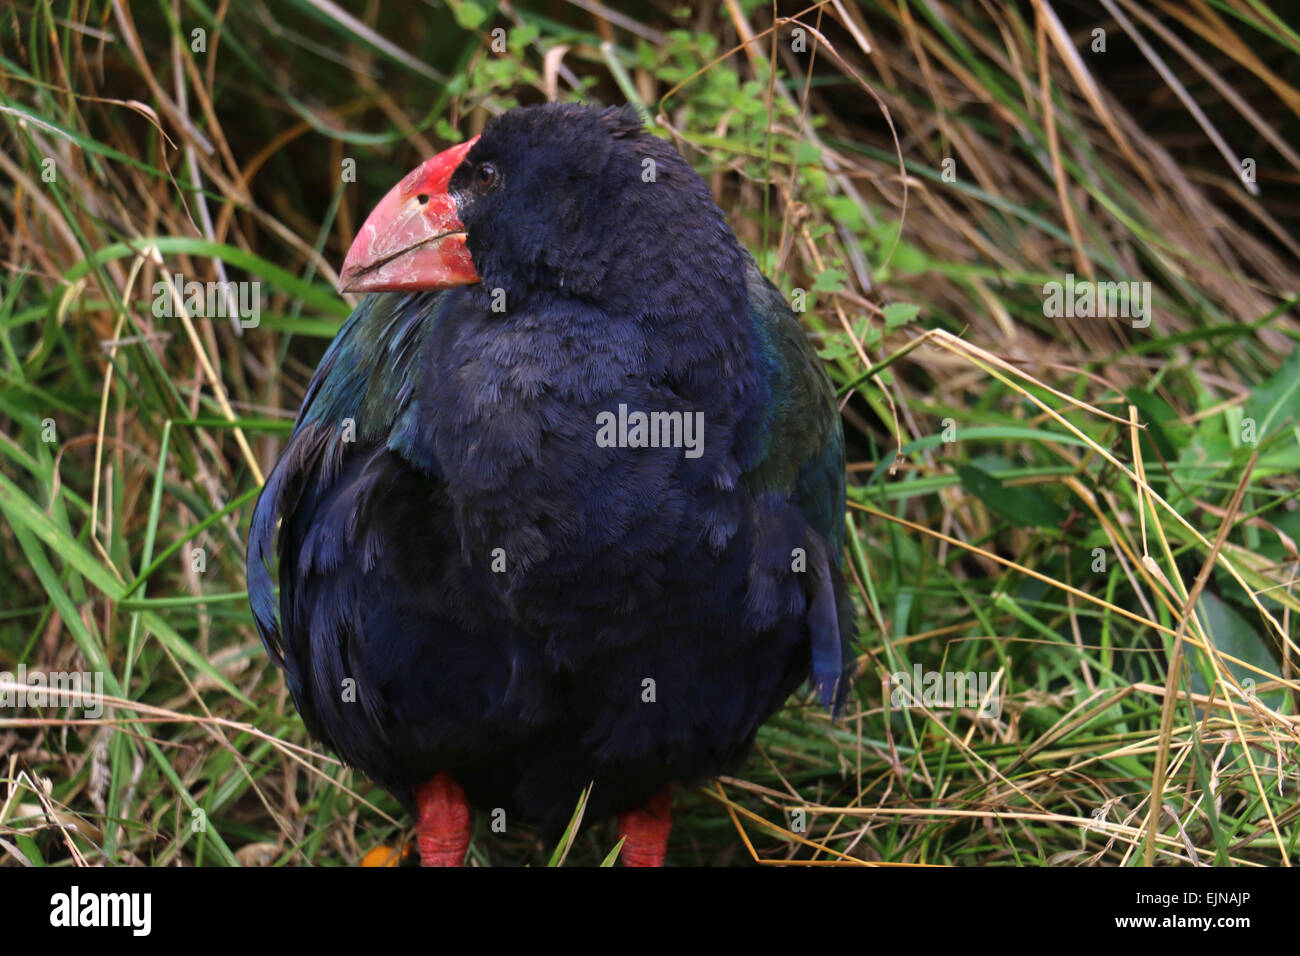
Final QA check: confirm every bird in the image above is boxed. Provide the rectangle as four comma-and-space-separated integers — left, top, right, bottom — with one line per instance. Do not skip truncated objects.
246, 102, 854, 867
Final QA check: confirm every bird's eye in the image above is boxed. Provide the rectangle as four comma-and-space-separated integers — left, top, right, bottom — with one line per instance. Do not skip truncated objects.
416, 193, 429, 205
476, 163, 498, 189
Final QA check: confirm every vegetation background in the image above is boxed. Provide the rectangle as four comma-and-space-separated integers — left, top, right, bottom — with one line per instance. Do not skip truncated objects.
1, 0, 1297, 867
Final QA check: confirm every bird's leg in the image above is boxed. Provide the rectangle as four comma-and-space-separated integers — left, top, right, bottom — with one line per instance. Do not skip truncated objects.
617, 787, 673, 867
415, 772, 471, 867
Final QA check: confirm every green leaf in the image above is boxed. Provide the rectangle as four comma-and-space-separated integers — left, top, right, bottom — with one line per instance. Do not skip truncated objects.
1125, 387, 1184, 461
1244, 346, 1300, 438
957, 463, 1068, 528
795, 140, 821, 166
883, 302, 920, 329
450, 1, 489, 30
1193, 592, 1283, 708
816, 334, 858, 361
811, 268, 846, 294
886, 242, 930, 276
600, 837, 626, 867
546, 784, 591, 867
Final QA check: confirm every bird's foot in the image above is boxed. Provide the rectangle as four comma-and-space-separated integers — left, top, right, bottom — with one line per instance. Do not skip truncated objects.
617, 787, 672, 867
415, 772, 471, 867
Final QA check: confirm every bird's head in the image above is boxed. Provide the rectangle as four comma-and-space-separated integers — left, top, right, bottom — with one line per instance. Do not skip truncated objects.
338, 103, 745, 313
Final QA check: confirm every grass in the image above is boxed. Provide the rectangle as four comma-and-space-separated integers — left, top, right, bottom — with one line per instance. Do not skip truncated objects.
1, 0, 1297, 867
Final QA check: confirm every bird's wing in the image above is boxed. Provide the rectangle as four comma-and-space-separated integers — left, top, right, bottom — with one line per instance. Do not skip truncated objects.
246, 291, 446, 711
737, 257, 854, 709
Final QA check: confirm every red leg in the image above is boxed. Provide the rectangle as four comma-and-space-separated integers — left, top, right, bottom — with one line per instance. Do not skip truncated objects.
415, 773, 471, 867
617, 787, 672, 867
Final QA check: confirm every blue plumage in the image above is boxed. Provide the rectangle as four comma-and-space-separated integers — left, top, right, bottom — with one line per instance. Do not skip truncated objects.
247, 104, 854, 836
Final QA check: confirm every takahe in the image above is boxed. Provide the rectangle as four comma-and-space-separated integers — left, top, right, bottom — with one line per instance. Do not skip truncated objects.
246, 103, 854, 866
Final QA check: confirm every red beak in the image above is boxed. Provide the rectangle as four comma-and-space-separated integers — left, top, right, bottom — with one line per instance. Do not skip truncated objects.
338, 136, 481, 293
